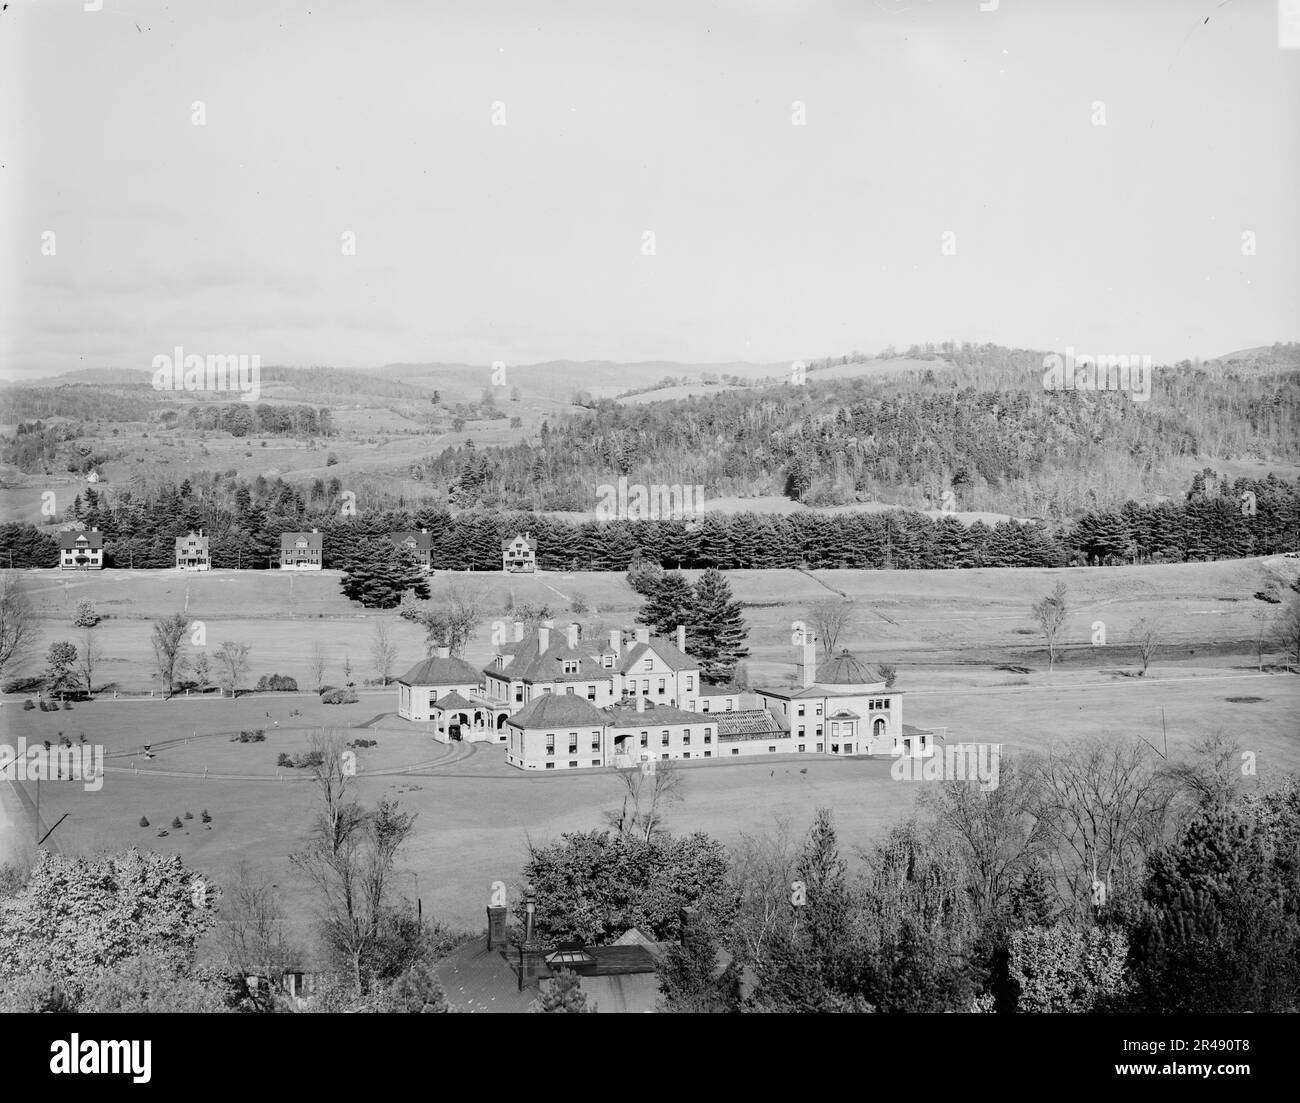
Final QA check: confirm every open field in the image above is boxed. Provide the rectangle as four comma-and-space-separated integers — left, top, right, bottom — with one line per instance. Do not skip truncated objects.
6, 555, 1300, 691
2, 555, 1297, 951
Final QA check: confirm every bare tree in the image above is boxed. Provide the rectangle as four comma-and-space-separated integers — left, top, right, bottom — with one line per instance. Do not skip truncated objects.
192, 651, 212, 694
219, 861, 301, 1011
1250, 609, 1274, 672
806, 600, 855, 656
0, 573, 39, 685
419, 579, 484, 657
151, 613, 190, 697
725, 820, 798, 966
1032, 738, 1174, 916
603, 761, 684, 842
1165, 730, 1245, 816
918, 754, 1051, 920
214, 640, 251, 698
1130, 617, 1162, 676
1031, 581, 1068, 672
1278, 593, 1300, 671
308, 641, 328, 691
78, 629, 101, 695
291, 729, 416, 993
370, 622, 398, 686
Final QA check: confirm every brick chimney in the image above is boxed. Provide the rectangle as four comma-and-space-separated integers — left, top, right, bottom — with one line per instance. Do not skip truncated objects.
513, 620, 524, 642
538, 626, 550, 654
608, 629, 621, 658
799, 631, 817, 689
566, 623, 579, 649
676, 624, 686, 653
635, 627, 650, 645
635, 693, 645, 713
435, 645, 450, 659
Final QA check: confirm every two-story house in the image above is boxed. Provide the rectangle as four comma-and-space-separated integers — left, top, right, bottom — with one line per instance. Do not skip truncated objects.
175, 531, 211, 571
501, 532, 537, 573
59, 529, 104, 570
391, 529, 433, 572
397, 647, 510, 742
279, 529, 323, 570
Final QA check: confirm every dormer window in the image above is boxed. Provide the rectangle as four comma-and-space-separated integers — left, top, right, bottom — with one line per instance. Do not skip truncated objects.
603, 654, 614, 669
562, 660, 579, 675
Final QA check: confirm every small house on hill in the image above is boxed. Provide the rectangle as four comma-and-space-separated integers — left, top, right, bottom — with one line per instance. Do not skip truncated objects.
391, 529, 433, 571
59, 528, 104, 571
501, 532, 537, 573
279, 529, 323, 570
175, 531, 211, 571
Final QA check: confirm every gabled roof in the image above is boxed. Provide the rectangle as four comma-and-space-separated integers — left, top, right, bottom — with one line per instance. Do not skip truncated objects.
391, 530, 432, 552
618, 637, 695, 674
430, 690, 485, 711
175, 532, 208, 549
398, 654, 484, 687
485, 631, 608, 684
507, 693, 607, 730
603, 701, 701, 728
280, 530, 322, 550
59, 529, 103, 550
501, 533, 537, 551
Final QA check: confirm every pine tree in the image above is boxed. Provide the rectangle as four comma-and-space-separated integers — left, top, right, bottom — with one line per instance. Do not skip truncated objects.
690, 569, 748, 685
636, 573, 694, 636
339, 540, 431, 609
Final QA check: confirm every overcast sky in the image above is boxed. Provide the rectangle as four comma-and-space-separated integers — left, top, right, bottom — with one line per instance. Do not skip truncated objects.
2, 0, 1296, 380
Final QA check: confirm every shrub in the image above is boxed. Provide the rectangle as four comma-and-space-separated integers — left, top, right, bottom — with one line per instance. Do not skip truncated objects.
322, 688, 358, 705
570, 592, 590, 615
72, 600, 100, 628
200, 809, 211, 823
276, 753, 293, 768
234, 730, 267, 744
157, 829, 169, 837
347, 738, 378, 749
183, 811, 194, 820
171, 817, 183, 829
61, 701, 72, 710
297, 750, 325, 769
138, 816, 149, 828
22, 700, 34, 711
317, 685, 337, 696
254, 674, 299, 692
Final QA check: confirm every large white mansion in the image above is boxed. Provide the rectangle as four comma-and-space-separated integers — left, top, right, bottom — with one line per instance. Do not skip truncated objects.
396, 622, 936, 771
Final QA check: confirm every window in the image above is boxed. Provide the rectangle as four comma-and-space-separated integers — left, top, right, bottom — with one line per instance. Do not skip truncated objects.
603, 655, 614, 669
545, 762, 554, 769
586, 685, 596, 701
545, 735, 555, 755
661, 731, 670, 746
702, 700, 710, 713
658, 678, 666, 695
568, 734, 578, 753
883, 698, 891, 710
815, 705, 823, 716
686, 675, 694, 691
816, 743, 824, 752
683, 732, 691, 745
661, 753, 669, 760
563, 660, 578, 674
565, 686, 575, 695
815, 725, 823, 737
683, 752, 690, 759
569, 760, 578, 768
591, 734, 600, 750
643, 659, 652, 671
797, 704, 805, 717
846, 744, 854, 754
515, 686, 523, 703
429, 690, 438, 702
704, 751, 711, 758
797, 726, 805, 738
592, 759, 601, 766
731, 748, 739, 755
769, 746, 776, 753
640, 732, 648, 747
703, 731, 711, 744
798, 744, 806, 752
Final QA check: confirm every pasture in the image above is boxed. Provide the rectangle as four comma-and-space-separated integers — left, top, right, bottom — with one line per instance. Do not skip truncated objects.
2, 555, 1298, 947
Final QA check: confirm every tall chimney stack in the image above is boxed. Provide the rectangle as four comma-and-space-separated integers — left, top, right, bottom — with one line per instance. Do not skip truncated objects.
635, 627, 650, 645
513, 620, 524, 642
799, 631, 817, 689
608, 629, 621, 658
538, 626, 550, 654
635, 693, 645, 713
436, 645, 450, 659
566, 623, 579, 649
676, 624, 686, 653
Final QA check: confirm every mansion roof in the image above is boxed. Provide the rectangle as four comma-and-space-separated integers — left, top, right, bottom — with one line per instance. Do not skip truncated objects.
398, 654, 485, 687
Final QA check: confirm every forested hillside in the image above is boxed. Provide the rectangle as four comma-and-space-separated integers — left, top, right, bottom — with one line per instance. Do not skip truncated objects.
428, 343, 1300, 518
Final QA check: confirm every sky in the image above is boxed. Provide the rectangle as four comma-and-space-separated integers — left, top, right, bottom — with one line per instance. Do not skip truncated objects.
1, 0, 1297, 381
